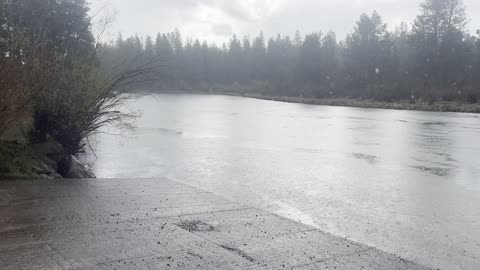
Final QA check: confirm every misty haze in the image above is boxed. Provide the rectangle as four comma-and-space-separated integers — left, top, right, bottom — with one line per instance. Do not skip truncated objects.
1, 1, 480, 270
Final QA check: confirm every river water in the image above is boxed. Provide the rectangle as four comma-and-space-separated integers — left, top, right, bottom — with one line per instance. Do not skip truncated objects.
86, 93, 480, 269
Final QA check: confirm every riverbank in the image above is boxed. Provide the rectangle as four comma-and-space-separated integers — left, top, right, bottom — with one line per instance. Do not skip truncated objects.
153, 90, 480, 113
237, 94, 480, 113
0, 177, 430, 269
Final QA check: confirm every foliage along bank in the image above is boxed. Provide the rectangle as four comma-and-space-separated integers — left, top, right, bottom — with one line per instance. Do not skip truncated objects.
0, 0, 149, 179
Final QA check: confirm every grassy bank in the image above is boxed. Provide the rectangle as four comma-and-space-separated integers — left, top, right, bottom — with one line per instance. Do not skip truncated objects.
0, 137, 97, 180
0, 141, 55, 180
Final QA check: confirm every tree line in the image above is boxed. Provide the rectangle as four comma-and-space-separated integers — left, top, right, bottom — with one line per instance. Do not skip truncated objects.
100, 0, 480, 103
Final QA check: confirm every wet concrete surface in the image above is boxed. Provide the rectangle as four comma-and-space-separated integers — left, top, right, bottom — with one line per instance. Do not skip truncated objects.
0, 178, 431, 269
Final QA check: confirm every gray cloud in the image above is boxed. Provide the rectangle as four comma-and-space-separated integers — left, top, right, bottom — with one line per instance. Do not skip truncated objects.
89, 0, 480, 44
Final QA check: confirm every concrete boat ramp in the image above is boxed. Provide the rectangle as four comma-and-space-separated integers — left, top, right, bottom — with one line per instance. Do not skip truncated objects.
0, 178, 430, 269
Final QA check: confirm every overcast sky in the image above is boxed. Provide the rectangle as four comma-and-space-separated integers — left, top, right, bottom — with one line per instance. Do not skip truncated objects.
88, 0, 480, 44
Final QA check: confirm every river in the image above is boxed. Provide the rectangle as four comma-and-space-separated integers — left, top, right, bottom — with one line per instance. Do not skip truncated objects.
85, 93, 480, 270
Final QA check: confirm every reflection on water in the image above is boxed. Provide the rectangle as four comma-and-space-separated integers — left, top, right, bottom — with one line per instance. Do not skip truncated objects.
85, 94, 480, 270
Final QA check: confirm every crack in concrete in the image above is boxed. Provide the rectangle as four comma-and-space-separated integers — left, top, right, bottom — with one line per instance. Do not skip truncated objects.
219, 244, 256, 262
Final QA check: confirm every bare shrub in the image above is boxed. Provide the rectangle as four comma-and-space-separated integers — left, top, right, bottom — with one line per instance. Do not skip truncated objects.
29, 52, 163, 155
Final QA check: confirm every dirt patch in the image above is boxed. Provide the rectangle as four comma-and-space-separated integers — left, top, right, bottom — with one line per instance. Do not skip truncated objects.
176, 220, 216, 232
411, 165, 450, 176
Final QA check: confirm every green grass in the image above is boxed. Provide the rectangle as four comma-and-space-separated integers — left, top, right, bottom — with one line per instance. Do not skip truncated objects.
0, 141, 42, 179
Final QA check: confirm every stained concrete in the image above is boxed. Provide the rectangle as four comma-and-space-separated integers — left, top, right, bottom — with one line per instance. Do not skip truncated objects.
0, 178, 431, 270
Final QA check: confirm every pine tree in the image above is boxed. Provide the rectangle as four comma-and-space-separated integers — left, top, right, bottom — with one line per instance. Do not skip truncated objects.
411, 0, 468, 95
345, 11, 390, 97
